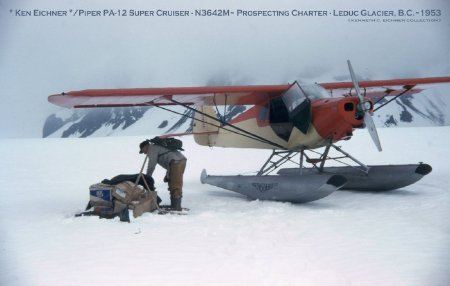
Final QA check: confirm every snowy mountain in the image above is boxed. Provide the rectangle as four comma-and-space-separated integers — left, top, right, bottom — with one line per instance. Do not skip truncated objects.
43, 85, 449, 138
372, 85, 449, 127
43, 106, 194, 138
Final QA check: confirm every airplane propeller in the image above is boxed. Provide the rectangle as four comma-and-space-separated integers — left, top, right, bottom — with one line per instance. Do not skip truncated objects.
347, 60, 382, 151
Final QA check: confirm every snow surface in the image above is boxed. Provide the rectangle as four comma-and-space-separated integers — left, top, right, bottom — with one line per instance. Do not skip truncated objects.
1, 127, 449, 286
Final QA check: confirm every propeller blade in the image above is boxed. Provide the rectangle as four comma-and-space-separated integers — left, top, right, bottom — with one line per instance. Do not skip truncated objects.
347, 60, 382, 152
364, 112, 382, 151
347, 60, 364, 102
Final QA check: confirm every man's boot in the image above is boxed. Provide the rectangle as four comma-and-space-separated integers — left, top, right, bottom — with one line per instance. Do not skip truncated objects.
171, 197, 182, 211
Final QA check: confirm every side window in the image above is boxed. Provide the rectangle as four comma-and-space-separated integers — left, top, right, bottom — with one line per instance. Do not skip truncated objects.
269, 97, 289, 123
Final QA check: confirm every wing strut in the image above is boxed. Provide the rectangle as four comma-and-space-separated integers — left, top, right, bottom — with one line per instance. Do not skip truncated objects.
373, 85, 415, 112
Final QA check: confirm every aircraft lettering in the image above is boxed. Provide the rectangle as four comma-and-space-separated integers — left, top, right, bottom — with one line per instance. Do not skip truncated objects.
252, 183, 278, 193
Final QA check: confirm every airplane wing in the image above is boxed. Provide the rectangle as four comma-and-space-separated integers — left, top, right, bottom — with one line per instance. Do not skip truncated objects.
48, 77, 450, 108
48, 85, 290, 108
320, 77, 450, 101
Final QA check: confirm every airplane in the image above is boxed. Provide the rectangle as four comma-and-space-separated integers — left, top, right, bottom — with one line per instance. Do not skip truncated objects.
48, 61, 450, 203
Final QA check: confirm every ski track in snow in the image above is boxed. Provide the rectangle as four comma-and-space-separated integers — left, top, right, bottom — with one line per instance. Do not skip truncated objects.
0, 127, 449, 286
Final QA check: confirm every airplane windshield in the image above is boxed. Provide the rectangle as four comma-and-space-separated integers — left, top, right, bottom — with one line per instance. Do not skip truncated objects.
280, 82, 329, 113
299, 83, 330, 100
281, 83, 307, 113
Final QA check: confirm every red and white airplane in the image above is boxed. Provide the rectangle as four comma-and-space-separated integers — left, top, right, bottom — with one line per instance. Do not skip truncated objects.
48, 61, 450, 203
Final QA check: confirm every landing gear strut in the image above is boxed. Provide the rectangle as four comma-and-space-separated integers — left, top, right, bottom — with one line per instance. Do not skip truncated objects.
257, 143, 370, 176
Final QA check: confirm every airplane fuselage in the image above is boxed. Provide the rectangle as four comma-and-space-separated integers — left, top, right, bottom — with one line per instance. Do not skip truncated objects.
193, 94, 366, 151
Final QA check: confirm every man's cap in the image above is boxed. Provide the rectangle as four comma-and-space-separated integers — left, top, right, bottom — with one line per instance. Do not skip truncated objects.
139, 140, 150, 154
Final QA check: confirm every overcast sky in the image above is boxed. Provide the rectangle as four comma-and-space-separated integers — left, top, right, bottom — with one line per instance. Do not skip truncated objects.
0, 0, 449, 138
